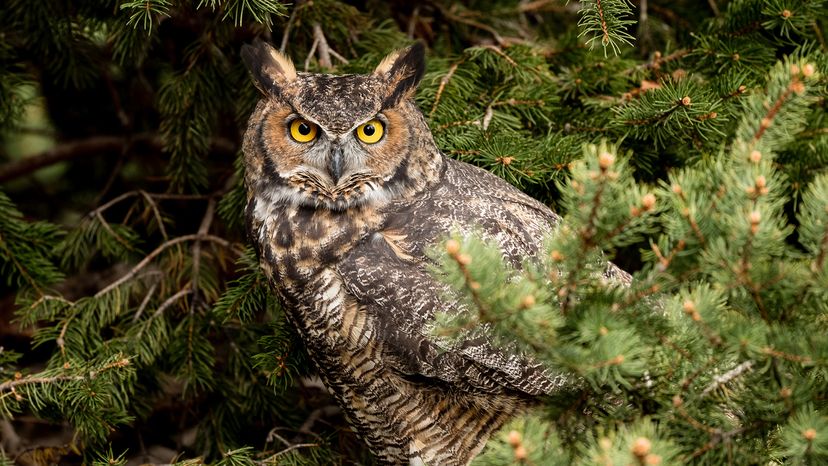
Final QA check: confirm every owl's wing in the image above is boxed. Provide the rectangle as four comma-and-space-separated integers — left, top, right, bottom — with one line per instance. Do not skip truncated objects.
335, 160, 574, 396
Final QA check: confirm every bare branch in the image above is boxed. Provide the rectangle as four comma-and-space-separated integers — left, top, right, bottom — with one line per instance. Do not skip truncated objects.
0, 375, 84, 393
430, 61, 462, 118
138, 191, 169, 240
304, 36, 320, 72
190, 197, 217, 309
279, 2, 300, 53
0, 135, 236, 183
0, 134, 157, 183
95, 234, 238, 298
91, 190, 209, 218
151, 288, 193, 319
313, 23, 332, 69
133, 282, 158, 322
258, 443, 319, 464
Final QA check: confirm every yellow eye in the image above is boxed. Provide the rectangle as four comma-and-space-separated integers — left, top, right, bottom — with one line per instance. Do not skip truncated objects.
356, 119, 384, 144
289, 119, 318, 143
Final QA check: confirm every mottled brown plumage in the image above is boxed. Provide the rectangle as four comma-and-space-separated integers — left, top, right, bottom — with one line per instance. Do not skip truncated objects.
241, 40, 572, 465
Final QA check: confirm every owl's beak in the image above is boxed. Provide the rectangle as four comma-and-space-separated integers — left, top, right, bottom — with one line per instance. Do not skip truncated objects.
328, 146, 344, 184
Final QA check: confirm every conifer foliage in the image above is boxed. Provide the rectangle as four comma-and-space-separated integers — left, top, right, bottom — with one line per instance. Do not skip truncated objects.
1, 0, 826, 464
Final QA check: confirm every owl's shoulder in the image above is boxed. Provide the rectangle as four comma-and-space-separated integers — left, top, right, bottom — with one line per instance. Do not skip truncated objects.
407, 157, 559, 227
377, 157, 559, 266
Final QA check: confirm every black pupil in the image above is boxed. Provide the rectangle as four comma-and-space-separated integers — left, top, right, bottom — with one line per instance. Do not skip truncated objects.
297, 122, 311, 135
363, 124, 375, 136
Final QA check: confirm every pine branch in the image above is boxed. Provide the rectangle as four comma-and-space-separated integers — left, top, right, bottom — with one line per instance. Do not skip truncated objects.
577, 0, 636, 56
0, 374, 83, 392
0, 358, 130, 393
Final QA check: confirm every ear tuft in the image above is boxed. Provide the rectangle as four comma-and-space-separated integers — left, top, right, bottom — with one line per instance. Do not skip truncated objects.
241, 39, 297, 96
374, 42, 426, 108
374, 50, 403, 76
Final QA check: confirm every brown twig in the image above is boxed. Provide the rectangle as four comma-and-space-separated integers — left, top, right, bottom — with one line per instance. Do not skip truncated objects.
279, 2, 301, 53
407, 5, 420, 39
436, 119, 481, 131
621, 49, 691, 77
0, 238, 43, 293
436, 3, 505, 45
95, 147, 129, 204
258, 443, 319, 464
0, 375, 84, 393
672, 188, 707, 246
479, 44, 518, 67
491, 99, 546, 107
312, 23, 332, 68
95, 211, 134, 250
650, 240, 686, 271
328, 48, 349, 65
0, 136, 235, 183
761, 347, 812, 364
620, 281, 663, 307
304, 36, 320, 72
95, 234, 237, 298
132, 282, 158, 322
91, 190, 209, 218
190, 197, 217, 310
0, 135, 152, 183
297, 405, 341, 434
448, 247, 490, 319
623, 99, 687, 126
707, 0, 720, 16
138, 191, 169, 240
674, 403, 718, 435
595, 0, 610, 46
310, 23, 348, 69
659, 335, 692, 359
56, 316, 73, 357
448, 149, 482, 156
1, 359, 131, 394
518, 0, 570, 13
429, 61, 462, 118
814, 21, 827, 51
0, 419, 22, 455
689, 424, 760, 459
151, 288, 193, 319
133, 286, 189, 340
798, 127, 828, 138
752, 79, 799, 144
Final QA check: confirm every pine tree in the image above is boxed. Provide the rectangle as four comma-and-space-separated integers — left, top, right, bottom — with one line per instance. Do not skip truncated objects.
1, 0, 826, 464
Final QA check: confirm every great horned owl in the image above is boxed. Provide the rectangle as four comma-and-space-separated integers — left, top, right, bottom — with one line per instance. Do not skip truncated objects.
241, 40, 571, 465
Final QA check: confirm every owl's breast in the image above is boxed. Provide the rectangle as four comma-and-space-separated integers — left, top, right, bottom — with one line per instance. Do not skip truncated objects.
247, 194, 384, 294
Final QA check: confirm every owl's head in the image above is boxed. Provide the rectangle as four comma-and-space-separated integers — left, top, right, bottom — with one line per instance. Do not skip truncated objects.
241, 40, 441, 211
